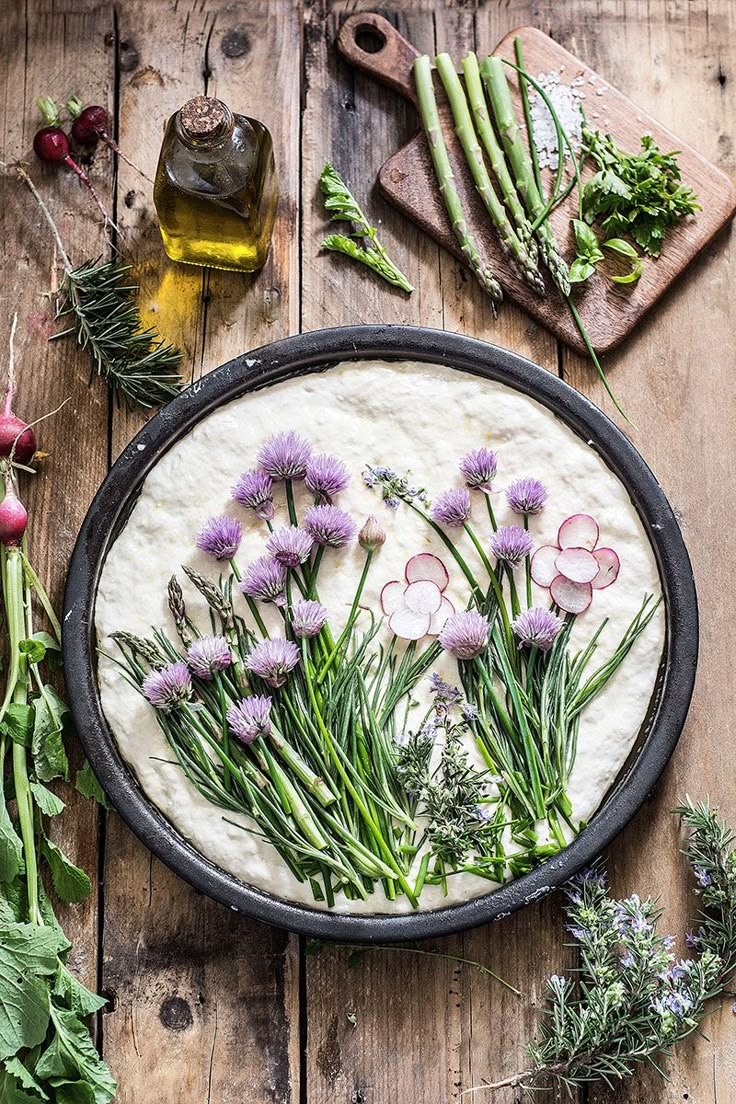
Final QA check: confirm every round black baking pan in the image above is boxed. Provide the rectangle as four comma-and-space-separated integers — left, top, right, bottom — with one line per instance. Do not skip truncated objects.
63, 325, 698, 941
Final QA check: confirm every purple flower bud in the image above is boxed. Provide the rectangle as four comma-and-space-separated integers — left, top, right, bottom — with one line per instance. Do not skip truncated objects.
512, 607, 562, 653
232, 469, 274, 521
305, 453, 350, 502
304, 504, 356, 548
358, 515, 386, 551
258, 430, 312, 480
195, 515, 242, 561
460, 448, 498, 490
246, 638, 300, 688
439, 611, 490, 660
505, 477, 548, 515
187, 635, 233, 679
239, 556, 287, 606
430, 487, 472, 528
227, 695, 272, 743
142, 661, 192, 712
490, 524, 534, 567
291, 599, 328, 639
266, 526, 314, 567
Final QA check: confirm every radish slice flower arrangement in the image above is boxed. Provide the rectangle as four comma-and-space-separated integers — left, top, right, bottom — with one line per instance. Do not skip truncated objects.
113, 430, 660, 907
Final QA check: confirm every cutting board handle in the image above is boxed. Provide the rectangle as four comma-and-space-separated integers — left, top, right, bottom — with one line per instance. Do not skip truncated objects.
337, 13, 419, 106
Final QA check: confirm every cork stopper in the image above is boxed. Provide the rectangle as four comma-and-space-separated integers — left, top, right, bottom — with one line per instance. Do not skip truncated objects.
179, 96, 227, 140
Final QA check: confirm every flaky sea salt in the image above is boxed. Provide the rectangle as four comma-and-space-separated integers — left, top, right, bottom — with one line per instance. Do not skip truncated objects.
529, 70, 585, 171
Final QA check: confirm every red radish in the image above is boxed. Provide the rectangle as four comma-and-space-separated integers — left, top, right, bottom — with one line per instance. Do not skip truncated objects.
380, 580, 405, 616
0, 481, 28, 547
1, 314, 37, 465
555, 546, 600, 585
530, 545, 559, 588
33, 98, 118, 231
550, 575, 593, 615
558, 514, 599, 552
388, 606, 431, 641
405, 552, 449, 591
68, 100, 152, 182
591, 547, 620, 590
403, 579, 442, 615
428, 596, 455, 636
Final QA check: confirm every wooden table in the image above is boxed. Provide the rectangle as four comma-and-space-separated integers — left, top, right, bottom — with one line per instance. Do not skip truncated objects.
2, 2, 735, 1101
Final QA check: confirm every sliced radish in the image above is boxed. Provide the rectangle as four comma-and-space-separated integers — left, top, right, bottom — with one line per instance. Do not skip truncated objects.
404, 579, 442, 615
530, 545, 560, 588
380, 580, 405, 616
550, 575, 593, 615
555, 546, 600, 584
405, 553, 449, 591
558, 514, 599, 551
427, 596, 455, 637
591, 547, 620, 590
389, 606, 431, 641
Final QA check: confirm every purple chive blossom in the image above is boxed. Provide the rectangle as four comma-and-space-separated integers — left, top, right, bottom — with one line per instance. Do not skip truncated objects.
227, 695, 272, 744
257, 430, 312, 480
305, 453, 350, 502
291, 599, 328, 639
246, 638, 299, 688
142, 661, 191, 712
460, 447, 498, 490
232, 469, 274, 521
490, 524, 534, 568
439, 611, 490, 660
266, 526, 314, 567
195, 515, 242, 561
430, 487, 472, 528
512, 607, 563, 653
304, 504, 356, 548
505, 477, 548, 516
239, 556, 287, 606
187, 635, 233, 679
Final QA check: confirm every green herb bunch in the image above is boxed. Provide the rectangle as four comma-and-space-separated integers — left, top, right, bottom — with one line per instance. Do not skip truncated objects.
483, 799, 736, 1096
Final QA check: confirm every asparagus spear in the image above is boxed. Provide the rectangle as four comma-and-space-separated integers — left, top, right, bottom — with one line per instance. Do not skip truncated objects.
413, 54, 503, 305
480, 54, 570, 297
461, 52, 539, 264
434, 53, 545, 296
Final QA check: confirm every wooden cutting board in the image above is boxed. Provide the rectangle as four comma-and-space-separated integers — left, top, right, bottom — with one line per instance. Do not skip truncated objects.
337, 14, 736, 355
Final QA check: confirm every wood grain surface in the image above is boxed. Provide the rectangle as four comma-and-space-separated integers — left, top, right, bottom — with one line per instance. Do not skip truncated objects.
2, 2, 735, 1102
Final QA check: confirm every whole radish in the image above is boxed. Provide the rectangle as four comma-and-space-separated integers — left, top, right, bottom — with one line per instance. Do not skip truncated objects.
0, 477, 28, 547
0, 315, 36, 465
67, 95, 152, 182
33, 97, 118, 231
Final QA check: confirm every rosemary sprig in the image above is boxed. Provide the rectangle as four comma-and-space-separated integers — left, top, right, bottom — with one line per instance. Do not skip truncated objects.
319, 161, 414, 293
16, 165, 182, 410
482, 799, 736, 1096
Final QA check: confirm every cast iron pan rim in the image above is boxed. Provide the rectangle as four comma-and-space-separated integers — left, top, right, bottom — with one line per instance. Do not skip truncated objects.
63, 324, 698, 942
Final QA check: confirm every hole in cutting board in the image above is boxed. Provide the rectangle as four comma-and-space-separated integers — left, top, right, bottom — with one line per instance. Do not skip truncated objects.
354, 25, 386, 55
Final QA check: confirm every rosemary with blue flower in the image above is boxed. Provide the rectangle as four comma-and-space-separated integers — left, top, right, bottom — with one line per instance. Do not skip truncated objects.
481, 798, 736, 1095
112, 431, 658, 908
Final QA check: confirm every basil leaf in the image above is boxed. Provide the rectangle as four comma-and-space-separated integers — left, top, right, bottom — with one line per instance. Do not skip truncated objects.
572, 218, 603, 260
568, 257, 596, 284
610, 260, 643, 284
603, 237, 639, 258
40, 839, 92, 904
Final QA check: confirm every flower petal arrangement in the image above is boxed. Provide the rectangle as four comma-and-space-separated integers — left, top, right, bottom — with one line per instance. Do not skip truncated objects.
112, 426, 660, 911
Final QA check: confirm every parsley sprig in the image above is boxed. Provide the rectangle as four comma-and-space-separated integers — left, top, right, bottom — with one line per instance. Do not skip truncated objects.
319, 162, 414, 293
582, 128, 701, 256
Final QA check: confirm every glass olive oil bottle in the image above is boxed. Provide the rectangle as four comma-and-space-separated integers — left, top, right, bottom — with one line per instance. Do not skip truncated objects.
154, 96, 278, 273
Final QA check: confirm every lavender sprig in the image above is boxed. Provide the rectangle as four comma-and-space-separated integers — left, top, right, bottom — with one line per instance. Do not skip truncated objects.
483, 800, 736, 1096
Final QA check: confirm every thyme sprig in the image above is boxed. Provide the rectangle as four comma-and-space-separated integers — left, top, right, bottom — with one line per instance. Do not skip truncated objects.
481, 799, 736, 1096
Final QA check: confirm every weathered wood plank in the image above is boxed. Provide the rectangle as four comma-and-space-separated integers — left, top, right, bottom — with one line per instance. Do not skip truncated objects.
102, 3, 301, 1101
0, 0, 113, 1000
555, 2, 736, 1101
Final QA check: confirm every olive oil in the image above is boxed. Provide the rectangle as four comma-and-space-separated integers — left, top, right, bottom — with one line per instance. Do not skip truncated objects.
154, 96, 278, 273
